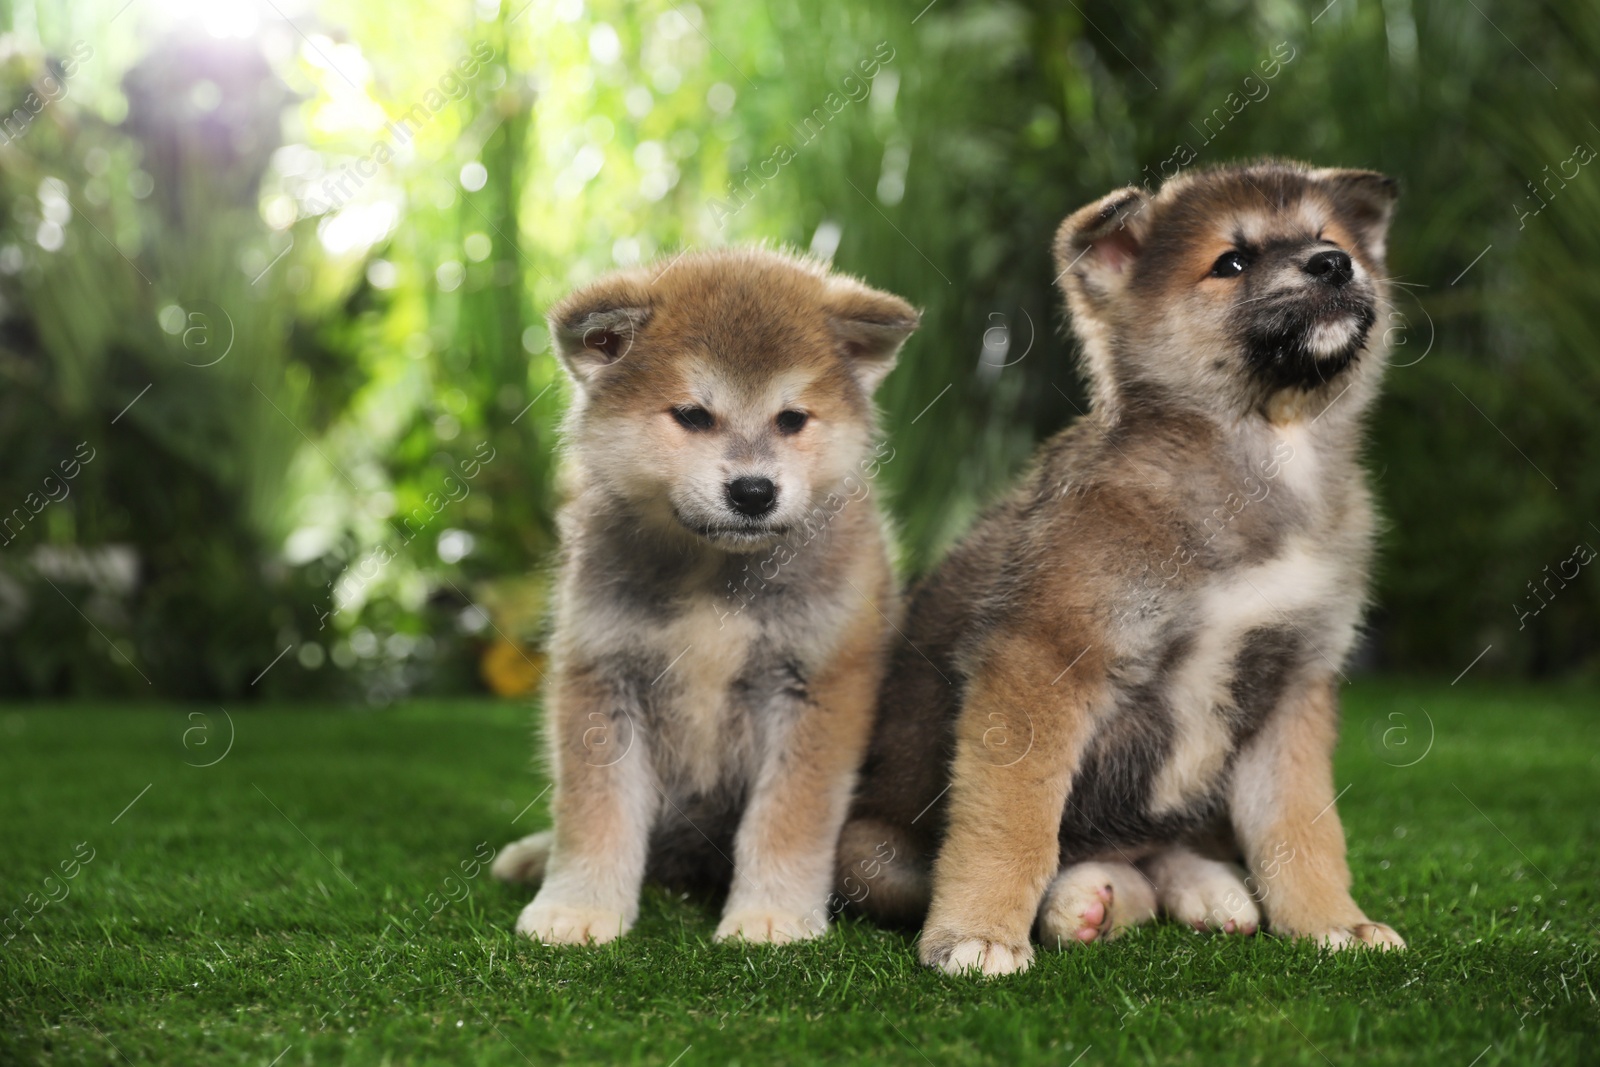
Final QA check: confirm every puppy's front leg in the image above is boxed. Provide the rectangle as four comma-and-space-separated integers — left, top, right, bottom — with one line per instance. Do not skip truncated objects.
717, 610, 884, 945
1229, 676, 1403, 950
517, 666, 658, 945
920, 639, 1102, 976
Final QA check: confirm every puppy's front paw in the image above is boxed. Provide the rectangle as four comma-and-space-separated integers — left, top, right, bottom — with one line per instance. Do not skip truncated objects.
514, 899, 628, 945
714, 909, 822, 945
1314, 921, 1406, 951
920, 933, 1034, 977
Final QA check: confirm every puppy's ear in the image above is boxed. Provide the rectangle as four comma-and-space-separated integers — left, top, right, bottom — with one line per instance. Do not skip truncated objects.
1053, 187, 1153, 316
823, 277, 920, 394
547, 279, 652, 388
1313, 168, 1399, 263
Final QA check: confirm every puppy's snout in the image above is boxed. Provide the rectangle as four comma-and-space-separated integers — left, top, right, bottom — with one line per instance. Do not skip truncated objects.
725, 476, 777, 518
1304, 249, 1354, 288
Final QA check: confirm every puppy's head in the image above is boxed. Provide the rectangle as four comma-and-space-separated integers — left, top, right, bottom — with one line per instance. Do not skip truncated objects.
549, 248, 917, 552
1054, 160, 1398, 418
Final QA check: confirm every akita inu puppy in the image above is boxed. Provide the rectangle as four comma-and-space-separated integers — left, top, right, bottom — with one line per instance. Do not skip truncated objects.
493, 248, 917, 945
838, 160, 1404, 975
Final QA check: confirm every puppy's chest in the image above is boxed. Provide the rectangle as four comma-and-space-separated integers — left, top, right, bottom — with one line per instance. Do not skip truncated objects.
620, 599, 805, 792
564, 533, 848, 791
1113, 540, 1360, 818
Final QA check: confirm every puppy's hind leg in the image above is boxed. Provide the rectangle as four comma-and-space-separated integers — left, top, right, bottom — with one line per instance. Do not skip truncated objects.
1038, 861, 1156, 948
491, 830, 553, 886
1141, 845, 1259, 935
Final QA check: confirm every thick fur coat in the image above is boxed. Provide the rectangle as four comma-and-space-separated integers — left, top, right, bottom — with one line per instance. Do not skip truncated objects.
494, 248, 918, 946
839, 160, 1406, 975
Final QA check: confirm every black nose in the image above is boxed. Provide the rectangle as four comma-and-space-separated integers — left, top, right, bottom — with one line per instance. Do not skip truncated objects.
1304, 249, 1353, 288
725, 476, 777, 518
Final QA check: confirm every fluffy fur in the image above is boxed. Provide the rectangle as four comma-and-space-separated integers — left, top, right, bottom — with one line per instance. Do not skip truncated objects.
837, 160, 1406, 975
493, 247, 918, 946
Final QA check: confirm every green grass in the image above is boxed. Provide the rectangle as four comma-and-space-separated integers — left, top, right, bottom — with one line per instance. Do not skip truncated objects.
1, 681, 1597, 1066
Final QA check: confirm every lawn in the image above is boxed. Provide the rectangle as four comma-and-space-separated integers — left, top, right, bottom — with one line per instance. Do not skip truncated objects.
1, 680, 1596, 1066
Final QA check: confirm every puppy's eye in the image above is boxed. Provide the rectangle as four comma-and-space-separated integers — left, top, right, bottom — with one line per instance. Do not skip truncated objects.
1210, 251, 1250, 278
672, 406, 714, 431
776, 410, 808, 435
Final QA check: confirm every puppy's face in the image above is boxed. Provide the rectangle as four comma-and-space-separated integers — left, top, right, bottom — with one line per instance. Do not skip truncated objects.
1055, 162, 1398, 415
549, 249, 917, 552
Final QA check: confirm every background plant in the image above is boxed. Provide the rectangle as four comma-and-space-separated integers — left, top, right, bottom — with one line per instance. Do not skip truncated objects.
0, 0, 1594, 698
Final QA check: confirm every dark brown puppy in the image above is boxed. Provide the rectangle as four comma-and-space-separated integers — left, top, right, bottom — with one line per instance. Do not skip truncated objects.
839, 160, 1404, 975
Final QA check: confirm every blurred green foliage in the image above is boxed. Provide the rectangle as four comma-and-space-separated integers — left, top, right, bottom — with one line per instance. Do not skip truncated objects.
0, 0, 1595, 699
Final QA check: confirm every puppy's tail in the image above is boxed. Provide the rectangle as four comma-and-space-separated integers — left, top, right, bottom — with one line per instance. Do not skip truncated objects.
490, 830, 553, 886
836, 818, 930, 928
